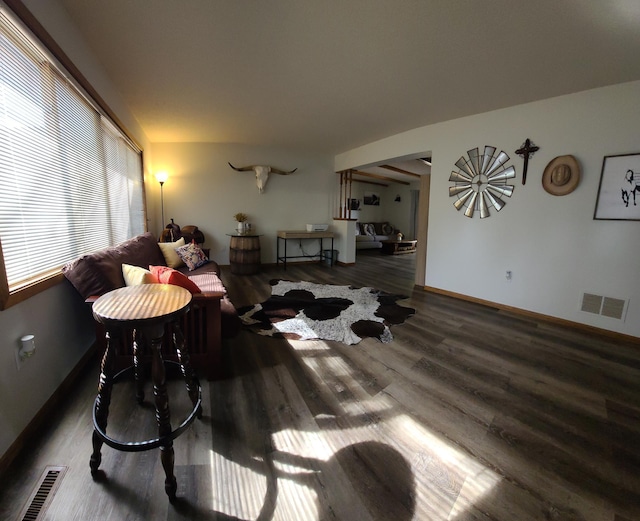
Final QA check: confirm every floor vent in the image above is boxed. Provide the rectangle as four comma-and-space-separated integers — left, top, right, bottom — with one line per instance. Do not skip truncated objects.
18, 465, 67, 521
580, 293, 627, 320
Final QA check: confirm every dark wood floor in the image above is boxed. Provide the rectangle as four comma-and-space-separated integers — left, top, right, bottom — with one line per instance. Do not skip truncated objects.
1, 250, 639, 520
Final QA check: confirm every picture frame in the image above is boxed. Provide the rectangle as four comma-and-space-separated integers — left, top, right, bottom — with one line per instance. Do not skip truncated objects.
348, 198, 361, 211
594, 153, 640, 220
363, 191, 380, 206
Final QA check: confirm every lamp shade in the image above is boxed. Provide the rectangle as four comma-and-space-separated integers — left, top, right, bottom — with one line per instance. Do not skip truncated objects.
155, 171, 168, 184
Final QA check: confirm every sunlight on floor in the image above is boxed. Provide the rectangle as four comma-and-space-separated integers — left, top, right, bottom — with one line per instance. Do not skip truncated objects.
271, 317, 319, 340
395, 414, 502, 520
207, 336, 501, 519
209, 451, 269, 519
208, 411, 501, 520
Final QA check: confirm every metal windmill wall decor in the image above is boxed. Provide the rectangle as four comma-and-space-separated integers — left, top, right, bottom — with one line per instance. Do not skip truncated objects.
448, 146, 516, 218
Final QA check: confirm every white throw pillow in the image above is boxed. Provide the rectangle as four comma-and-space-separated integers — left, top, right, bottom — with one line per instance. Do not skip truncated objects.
363, 223, 376, 237
158, 237, 186, 268
122, 263, 158, 286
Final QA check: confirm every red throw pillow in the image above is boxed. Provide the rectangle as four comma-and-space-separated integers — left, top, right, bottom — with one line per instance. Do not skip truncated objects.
149, 265, 201, 294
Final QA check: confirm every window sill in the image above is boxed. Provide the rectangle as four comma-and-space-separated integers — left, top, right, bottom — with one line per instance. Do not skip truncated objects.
0, 272, 65, 310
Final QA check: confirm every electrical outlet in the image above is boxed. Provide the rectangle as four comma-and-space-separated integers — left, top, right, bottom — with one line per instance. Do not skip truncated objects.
505, 270, 512, 281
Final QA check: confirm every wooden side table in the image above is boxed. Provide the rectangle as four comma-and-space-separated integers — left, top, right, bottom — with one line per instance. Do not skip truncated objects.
90, 284, 202, 502
380, 239, 417, 255
227, 232, 262, 275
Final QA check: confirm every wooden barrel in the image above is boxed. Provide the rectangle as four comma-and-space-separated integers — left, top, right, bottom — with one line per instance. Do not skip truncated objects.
229, 235, 261, 275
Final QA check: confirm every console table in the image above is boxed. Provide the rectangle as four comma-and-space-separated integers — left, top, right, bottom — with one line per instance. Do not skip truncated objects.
277, 230, 335, 270
380, 239, 417, 255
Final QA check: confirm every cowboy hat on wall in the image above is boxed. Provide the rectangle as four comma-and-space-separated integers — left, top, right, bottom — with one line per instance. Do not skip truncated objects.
542, 155, 581, 196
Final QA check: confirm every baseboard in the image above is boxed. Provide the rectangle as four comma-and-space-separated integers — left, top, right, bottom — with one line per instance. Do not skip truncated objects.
222, 259, 347, 269
423, 285, 640, 345
261, 260, 336, 268
0, 343, 98, 478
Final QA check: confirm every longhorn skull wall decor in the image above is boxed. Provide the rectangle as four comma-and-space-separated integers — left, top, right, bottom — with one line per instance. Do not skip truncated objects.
228, 163, 297, 193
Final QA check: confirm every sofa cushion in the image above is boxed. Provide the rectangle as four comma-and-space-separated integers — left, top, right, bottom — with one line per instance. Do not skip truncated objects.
372, 222, 386, 235
175, 260, 224, 294
174, 261, 239, 337
186, 271, 227, 294
62, 232, 167, 299
150, 265, 201, 294
158, 237, 186, 268
175, 262, 239, 337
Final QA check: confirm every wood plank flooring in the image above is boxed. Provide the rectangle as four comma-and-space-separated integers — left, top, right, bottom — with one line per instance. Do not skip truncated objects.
1, 250, 639, 520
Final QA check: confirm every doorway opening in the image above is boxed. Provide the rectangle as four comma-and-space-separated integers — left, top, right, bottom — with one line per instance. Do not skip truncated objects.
340, 153, 431, 286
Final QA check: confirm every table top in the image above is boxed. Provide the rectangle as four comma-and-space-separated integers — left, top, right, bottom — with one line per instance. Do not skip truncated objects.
92, 284, 192, 327
277, 230, 334, 239
381, 239, 417, 245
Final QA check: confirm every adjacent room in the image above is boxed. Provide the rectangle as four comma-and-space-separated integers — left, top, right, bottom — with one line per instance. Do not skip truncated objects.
1, 1, 639, 520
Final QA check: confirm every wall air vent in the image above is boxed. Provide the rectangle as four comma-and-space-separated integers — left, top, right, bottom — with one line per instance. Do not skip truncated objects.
580, 293, 627, 321
601, 297, 626, 320
580, 293, 602, 315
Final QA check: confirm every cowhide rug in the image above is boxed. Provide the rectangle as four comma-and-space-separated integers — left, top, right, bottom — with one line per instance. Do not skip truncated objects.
238, 279, 415, 345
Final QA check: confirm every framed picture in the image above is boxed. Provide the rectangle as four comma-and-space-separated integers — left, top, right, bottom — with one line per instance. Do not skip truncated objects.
363, 191, 380, 206
349, 198, 361, 211
594, 153, 640, 220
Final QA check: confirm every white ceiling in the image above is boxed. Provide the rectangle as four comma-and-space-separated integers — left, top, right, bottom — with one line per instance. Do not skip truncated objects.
59, 0, 640, 162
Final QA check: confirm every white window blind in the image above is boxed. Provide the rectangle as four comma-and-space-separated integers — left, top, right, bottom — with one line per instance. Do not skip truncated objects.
0, 10, 144, 291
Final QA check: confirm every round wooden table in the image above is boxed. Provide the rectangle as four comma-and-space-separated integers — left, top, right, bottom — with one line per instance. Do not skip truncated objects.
90, 284, 202, 502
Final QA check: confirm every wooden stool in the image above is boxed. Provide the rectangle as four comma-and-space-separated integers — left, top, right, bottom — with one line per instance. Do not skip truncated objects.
89, 284, 202, 502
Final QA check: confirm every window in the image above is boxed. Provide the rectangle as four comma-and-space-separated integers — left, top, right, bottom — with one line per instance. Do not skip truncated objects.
0, 9, 144, 309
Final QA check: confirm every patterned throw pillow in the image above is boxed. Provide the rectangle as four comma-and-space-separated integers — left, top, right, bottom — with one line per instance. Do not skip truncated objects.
122, 263, 158, 286
363, 223, 376, 237
381, 223, 393, 235
176, 241, 208, 271
158, 237, 186, 268
149, 265, 201, 294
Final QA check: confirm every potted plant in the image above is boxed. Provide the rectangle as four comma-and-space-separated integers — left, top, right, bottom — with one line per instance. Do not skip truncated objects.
234, 212, 248, 232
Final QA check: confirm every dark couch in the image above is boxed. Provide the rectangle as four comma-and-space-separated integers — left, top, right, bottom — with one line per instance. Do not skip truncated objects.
62, 232, 240, 380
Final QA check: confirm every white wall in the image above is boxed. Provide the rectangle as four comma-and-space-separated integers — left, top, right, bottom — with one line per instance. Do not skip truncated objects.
151, 143, 335, 264
383, 184, 420, 239
0, 0, 151, 460
336, 81, 640, 338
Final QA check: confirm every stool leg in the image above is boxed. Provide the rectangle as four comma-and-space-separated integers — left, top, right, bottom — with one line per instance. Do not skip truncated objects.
150, 331, 177, 502
172, 322, 202, 418
90, 330, 115, 477
133, 329, 145, 404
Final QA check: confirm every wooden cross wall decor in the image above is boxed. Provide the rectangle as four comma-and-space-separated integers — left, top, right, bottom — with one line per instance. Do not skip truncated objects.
515, 138, 540, 185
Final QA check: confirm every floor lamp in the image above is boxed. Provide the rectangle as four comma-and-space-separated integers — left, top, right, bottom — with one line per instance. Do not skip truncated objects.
155, 171, 168, 233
